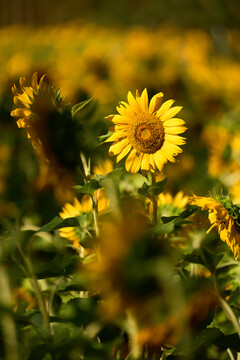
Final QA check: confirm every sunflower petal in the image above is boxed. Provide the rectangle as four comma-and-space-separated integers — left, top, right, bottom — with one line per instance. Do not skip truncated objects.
149, 92, 163, 114
109, 138, 129, 156
160, 106, 182, 122
116, 144, 132, 163
156, 99, 175, 118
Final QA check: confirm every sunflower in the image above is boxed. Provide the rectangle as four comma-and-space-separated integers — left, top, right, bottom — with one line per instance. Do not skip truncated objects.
11, 72, 61, 155
59, 196, 92, 253
189, 194, 240, 259
105, 89, 186, 173
59, 190, 109, 253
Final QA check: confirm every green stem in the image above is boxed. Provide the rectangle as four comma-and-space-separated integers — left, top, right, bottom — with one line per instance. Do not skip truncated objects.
17, 245, 51, 333
150, 172, 158, 225
0, 264, 19, 360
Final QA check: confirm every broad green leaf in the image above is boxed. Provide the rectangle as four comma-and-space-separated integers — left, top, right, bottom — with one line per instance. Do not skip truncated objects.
38, 216, 80, 232
193, 327, 240, 352
185, 248, 224, 273
74, 180, 101, 196
149, 221, 175, 234
71, 98, 92, 118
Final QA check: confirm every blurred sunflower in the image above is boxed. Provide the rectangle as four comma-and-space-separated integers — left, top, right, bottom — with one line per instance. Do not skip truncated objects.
59, 196, 92, 254
189, 194, 240, 259
59, 190, 109, 254
105, 89, 186, 174
157, 191, 188, 217
11, 72, 62, 155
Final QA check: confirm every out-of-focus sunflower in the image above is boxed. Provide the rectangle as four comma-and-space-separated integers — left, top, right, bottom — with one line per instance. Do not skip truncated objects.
11, 72, 62, 155
59, 190, 109, 254
59, 196, 92, 254
189, 194, 240, 259
105, 89, 186, 174
156, 191, 188, 217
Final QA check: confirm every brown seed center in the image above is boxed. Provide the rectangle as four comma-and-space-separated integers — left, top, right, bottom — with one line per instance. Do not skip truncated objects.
127, 114, 165, 154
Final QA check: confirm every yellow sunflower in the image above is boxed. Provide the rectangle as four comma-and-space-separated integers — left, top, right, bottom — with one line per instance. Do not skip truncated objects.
189, 194, 240, 259
105, 89, 186, 173
59, 190, 109, 253
59, 196, 92, 252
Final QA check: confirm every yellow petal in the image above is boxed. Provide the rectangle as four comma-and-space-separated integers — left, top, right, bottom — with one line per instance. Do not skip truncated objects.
141, 153, 150, 171
163, 118, 185, 126
109, 138, 129, 156
125, 149, 136, 172
116, 144, 132, 163
156, 99, 175, 118
131, 152, 143, 173
105, 131, 126, 143
127, 91, 141, 114
140, 88, 149, 113
163, 141, 183, 155
111, 114, 130, 124
160, 106, 182, 122
31, 72, 38, 90
164, 126, 187, 135
149, 92, 163, 114
117, 103, 135, 118
153, 151, 166, 171
164, 134, 186, 145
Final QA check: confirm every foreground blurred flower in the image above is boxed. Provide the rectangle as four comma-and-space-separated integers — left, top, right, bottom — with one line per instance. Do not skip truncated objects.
189, 194, 240, 259
105, 89, 186, 174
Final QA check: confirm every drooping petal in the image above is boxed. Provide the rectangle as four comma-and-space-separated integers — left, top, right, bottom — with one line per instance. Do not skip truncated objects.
149, 92, 163, 114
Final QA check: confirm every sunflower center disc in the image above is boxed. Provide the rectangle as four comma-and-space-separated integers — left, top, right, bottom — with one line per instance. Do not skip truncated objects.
127, 114, 165, 154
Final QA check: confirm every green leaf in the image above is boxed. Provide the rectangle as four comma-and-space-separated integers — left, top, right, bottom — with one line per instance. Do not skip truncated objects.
148, 221, 175, 235
98, 131, 113, 144
138, 178, 167, 199
38, 216, 80, 232
28, 344, 49, 360
71, 98, 92, 118
74, 180, 101, 196
148, 178, 168, 196
194, 327, 240, 352
185, 248, 224, 273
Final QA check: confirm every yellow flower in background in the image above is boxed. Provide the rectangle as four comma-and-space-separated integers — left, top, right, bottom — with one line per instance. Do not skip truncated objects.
59, 190, 109, 253
106, 89, 186, 174
59, 196, 92, 253
189, 195, 240, 259
158, 191, 188, 209
148, 191, 188, 218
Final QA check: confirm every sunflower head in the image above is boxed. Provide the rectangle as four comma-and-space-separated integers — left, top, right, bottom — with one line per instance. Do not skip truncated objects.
11, 73, 63, 153
189, 193, 240, 259
105, 89, 186, 174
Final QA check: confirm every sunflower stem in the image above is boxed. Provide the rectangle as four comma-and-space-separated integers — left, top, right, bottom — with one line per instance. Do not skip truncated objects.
150, 172, 158, 225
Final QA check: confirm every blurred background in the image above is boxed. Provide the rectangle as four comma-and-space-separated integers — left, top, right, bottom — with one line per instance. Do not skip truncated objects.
1, 0, 240, 224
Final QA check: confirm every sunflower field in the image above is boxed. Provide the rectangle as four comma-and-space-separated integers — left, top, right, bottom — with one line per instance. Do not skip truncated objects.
1, 2, 240, 359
